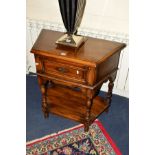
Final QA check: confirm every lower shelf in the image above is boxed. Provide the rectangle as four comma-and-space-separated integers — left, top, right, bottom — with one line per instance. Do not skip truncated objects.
46, 84, 109, 124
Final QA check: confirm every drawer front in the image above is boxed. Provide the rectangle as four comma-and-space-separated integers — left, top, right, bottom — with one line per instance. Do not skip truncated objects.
42, 59, 87, 83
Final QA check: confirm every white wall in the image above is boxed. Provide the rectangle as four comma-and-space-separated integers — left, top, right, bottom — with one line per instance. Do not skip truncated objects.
26, 0, 129, 97
27, 0, 128, 33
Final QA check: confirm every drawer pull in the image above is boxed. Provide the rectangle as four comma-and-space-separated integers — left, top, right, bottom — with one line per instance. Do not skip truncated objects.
57, 67, 68, 73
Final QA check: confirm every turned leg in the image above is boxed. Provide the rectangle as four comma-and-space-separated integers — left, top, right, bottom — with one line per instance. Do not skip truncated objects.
37, 76, 50, 118
41, 83, 49, 118
84, 97, 93, 132
105, 78, 114, 113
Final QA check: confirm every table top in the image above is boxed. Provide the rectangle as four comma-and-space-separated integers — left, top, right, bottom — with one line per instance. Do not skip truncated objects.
31, 29, 126, 66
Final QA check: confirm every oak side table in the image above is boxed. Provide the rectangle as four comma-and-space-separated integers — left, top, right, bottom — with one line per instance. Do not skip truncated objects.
31, 29, 126, 132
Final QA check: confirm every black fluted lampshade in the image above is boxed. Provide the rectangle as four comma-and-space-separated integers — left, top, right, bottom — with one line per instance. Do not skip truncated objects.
56, 0, 86, 48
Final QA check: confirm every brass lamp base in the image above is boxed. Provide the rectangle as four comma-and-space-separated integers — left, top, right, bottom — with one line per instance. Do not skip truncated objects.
56, 34, 85, 48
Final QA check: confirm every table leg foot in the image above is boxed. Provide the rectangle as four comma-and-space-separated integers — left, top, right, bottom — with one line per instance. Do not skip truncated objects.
84, 123, 89, 132
43, 112, 49, 118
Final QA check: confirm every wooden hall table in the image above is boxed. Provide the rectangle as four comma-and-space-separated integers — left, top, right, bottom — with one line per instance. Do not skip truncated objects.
31, 29, 126, 132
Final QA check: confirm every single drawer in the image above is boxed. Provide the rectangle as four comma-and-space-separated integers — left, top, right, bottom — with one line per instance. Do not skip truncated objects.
42, 59, 87, 83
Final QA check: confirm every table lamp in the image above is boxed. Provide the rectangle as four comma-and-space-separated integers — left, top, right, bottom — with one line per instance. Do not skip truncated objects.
56, 0, 86, 48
